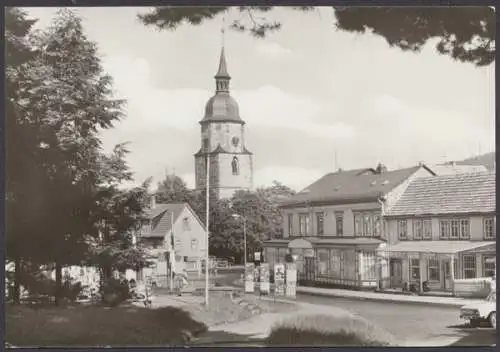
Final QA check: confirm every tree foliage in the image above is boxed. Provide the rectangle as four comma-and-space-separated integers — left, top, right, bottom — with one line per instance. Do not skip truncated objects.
138, 6, 495, 66
5, 8, 150, 305
154, 174, 295, 263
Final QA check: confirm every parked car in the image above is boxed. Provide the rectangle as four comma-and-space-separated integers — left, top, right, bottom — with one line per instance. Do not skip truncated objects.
459, 290, 496, 328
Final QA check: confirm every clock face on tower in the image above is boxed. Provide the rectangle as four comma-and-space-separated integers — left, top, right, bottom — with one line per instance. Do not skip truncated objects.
231, 136, 240, 147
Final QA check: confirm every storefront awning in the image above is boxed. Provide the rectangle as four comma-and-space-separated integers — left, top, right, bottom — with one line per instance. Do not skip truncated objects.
385, 241, 496, 255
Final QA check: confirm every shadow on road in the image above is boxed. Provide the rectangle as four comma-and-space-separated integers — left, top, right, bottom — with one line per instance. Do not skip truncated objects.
444, 323, 496, 346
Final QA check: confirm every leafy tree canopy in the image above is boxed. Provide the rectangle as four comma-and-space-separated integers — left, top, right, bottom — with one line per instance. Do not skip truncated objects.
138, 6, 495, 66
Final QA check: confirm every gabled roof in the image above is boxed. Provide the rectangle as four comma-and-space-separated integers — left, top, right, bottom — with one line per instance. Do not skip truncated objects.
385, 172, 496, 217
143, 203, 186, 238
281, 166, 433, 208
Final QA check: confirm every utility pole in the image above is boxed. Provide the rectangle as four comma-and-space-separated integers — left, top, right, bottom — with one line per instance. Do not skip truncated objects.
205, 154, 210, 306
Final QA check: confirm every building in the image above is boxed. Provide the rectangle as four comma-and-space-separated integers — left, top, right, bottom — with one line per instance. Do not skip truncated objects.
428, 162, 487, 176
263, 163, 436, 289
194, 47, 253, 199
136, 202, 208, 284
383, 172, 496, 293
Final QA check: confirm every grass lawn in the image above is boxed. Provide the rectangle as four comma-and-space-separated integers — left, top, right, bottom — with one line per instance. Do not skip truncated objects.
6, 303, 207, 347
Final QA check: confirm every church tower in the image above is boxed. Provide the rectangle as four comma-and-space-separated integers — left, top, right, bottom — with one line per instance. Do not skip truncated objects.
194, 47, 254, 199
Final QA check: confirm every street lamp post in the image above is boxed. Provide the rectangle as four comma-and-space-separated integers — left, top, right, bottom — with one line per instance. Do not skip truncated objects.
232, 214, 247, 267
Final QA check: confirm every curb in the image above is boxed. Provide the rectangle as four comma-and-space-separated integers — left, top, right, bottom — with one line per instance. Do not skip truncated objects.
296, 288, 467, 308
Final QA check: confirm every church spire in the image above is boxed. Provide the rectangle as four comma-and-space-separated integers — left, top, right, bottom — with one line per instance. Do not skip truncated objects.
215, 18, 230, 93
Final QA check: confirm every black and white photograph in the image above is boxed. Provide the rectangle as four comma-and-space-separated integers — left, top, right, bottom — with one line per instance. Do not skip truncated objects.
4, 5, 496, 348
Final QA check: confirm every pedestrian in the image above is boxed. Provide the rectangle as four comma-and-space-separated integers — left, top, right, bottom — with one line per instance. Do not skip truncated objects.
175, 269, 188, 296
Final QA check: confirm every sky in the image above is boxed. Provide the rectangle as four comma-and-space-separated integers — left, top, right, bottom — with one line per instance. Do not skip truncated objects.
25, 7, 495, 191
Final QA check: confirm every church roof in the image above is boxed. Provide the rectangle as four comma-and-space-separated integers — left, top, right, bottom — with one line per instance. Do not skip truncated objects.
201, 47, 244, 125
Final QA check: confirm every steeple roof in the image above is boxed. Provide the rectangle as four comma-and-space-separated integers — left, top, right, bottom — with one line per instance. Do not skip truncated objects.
215, 46, 230, 78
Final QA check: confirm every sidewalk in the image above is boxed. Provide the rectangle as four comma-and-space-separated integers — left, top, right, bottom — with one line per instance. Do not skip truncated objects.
296, 286, 482, 307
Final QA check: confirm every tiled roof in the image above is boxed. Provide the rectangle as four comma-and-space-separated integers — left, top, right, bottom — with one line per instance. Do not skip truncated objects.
143, 203, 186, 238
429, 164, 488, 176
385, 172, 496, 217
281, 166, 428, 207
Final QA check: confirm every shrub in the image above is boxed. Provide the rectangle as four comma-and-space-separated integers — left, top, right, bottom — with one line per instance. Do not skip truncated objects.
101, 278, 131, 307
267, 313, 395, 346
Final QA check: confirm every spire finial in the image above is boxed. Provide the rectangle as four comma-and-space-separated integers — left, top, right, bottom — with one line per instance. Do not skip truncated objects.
221, 15, 226, 48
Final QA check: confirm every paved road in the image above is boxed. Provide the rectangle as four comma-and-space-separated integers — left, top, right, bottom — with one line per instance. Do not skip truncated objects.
214, 271, 495, 346
294, 293, 495, 346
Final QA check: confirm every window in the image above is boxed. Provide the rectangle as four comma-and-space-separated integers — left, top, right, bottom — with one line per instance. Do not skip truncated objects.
409, 258, 420, 280
190, 238, 198, 250
203, 138, 209, 150
329, 249, 341, 278
413, 219, 423, 239
335, 212, 344, 236
398, 220, 408, 240
362, 252, 377, 280
450, 219, 460, 239
463, 255, 477, 279
373, 214, 381, 237
316, 212, 325, 235
317, 249, 329, 275
363, 213, 373, 237
484, 217, 495, 239
483, 255, 496, 277
299, 213, 310, 236
183, 217, 190, 231
231, 157, 239, 175
354, 214, 362, 236
460, 219, 470, 239
439, 220, 450, 239
423, 219, 432, 239
287, 214, 293, 236
428, 258, 440, 281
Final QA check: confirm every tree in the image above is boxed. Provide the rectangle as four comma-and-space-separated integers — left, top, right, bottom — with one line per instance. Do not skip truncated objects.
138, 6, 495, 66
5, 7, 40, 303
155, 174, 192, 204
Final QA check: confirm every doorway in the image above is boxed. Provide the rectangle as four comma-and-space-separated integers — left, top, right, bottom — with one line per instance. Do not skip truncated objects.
389, 258, 403, 288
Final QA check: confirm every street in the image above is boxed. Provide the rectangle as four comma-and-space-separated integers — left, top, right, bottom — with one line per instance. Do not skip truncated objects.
294, 294, 496, 346
215, 270, 495, 347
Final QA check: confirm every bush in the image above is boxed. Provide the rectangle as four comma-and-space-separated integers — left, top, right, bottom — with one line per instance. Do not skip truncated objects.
101, 278, 131, 307
267, 313, 395, 346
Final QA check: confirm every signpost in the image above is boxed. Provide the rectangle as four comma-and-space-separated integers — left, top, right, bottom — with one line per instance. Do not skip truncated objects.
260, 263, 270, 294
245, 263, 255, 293
274, 263, 286, 296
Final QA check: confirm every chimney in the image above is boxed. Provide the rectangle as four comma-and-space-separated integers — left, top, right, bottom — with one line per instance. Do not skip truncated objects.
150, 195, 156, 209
376, 162, 387, 174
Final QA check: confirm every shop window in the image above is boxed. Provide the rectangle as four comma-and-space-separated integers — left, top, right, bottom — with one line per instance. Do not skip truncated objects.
428, 258, 440, 281
329, 249, 341, 278
409, 258, 420, 280
317, 249, 329, 275
362, 252, 377, 280
483, 255, 496, 278
463, 255, 477, 279
398, 220, 408, 240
